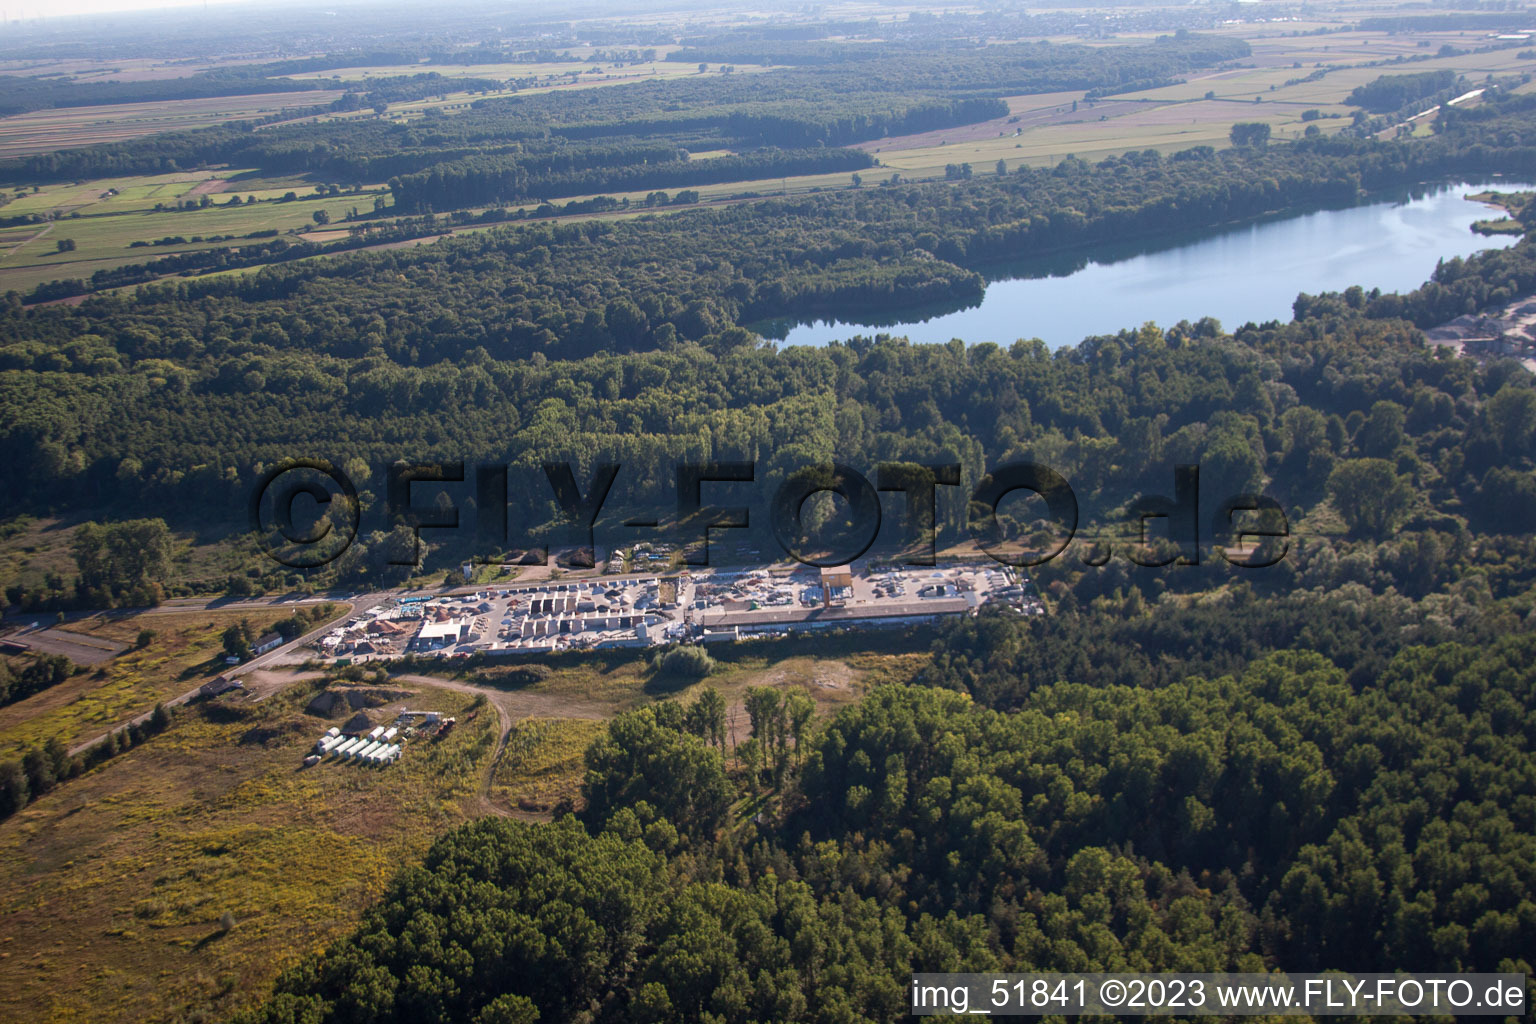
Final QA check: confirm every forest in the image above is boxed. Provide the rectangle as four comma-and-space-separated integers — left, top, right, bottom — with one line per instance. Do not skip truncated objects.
1346, 70, 1460, 114
5, 91, 1536, 563
1, 10, 1534, 1023
238, 623, 1535, 1022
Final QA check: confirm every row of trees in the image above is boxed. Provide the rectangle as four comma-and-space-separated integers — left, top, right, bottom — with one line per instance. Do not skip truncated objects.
389, 146, 875, 212
0, 703, 172, 820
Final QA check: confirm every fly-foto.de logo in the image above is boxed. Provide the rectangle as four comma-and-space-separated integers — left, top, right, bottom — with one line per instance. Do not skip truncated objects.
249, 459, 1288, 570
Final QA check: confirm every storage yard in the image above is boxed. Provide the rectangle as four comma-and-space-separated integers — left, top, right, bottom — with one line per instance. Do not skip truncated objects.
302, 709, 456, 768
311, 562, 1039, 664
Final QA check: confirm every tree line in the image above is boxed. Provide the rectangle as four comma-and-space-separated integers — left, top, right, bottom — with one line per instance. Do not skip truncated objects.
389, 146, 875, 212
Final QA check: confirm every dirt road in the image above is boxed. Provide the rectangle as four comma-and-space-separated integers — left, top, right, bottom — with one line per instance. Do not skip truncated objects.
394, 673, 610, 814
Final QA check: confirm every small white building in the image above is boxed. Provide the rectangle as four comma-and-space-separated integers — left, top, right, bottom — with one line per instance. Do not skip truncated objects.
252, 632, 284, 655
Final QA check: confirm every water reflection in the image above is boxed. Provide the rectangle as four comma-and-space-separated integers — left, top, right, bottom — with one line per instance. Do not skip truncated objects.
759, 179, 1532, 349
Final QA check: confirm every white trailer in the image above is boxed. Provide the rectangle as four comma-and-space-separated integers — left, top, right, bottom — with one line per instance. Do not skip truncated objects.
337, 738, 363, 757
382, 727, 398, 742
326, 727, 341, 738
368, 726, 385, 741
355, 741, 382, 761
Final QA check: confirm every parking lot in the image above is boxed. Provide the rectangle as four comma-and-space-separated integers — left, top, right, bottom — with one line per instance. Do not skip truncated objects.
314, 562, 1038, 663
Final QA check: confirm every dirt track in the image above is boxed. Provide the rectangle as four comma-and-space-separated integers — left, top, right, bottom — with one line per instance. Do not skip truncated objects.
394, 673, 611, 816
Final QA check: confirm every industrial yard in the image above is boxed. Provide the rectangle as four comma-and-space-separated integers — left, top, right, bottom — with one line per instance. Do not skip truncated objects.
311, 562, 1039, 664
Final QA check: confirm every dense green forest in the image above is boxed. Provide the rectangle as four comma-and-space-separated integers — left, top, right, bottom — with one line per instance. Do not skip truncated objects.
4, 92, 1536, 568
238, 618, 1535, 1022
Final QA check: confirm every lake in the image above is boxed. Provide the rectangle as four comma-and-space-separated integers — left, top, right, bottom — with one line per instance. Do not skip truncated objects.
762, 179, 1532, 349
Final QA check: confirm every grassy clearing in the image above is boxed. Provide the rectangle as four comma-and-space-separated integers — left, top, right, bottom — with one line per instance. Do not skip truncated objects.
1468, 189, 1532, 234
0, 624, 927, 1023
0, 516, 79, 594
491, 717, 605, 810
462, 633, 928, 808
0, 676, 494, 1024
462, 631, 930, 714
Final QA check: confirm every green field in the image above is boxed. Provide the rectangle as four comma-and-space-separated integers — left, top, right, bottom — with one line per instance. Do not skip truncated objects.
0, 173, 389, 295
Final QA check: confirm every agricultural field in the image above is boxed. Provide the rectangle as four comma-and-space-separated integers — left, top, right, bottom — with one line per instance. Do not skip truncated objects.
10, 22, 1524, 301
866, 34, 1536, 175
0, 175, 386, 296
0, 91, 347, 159
0, 55, 277, 84
471, 638, 921, 804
